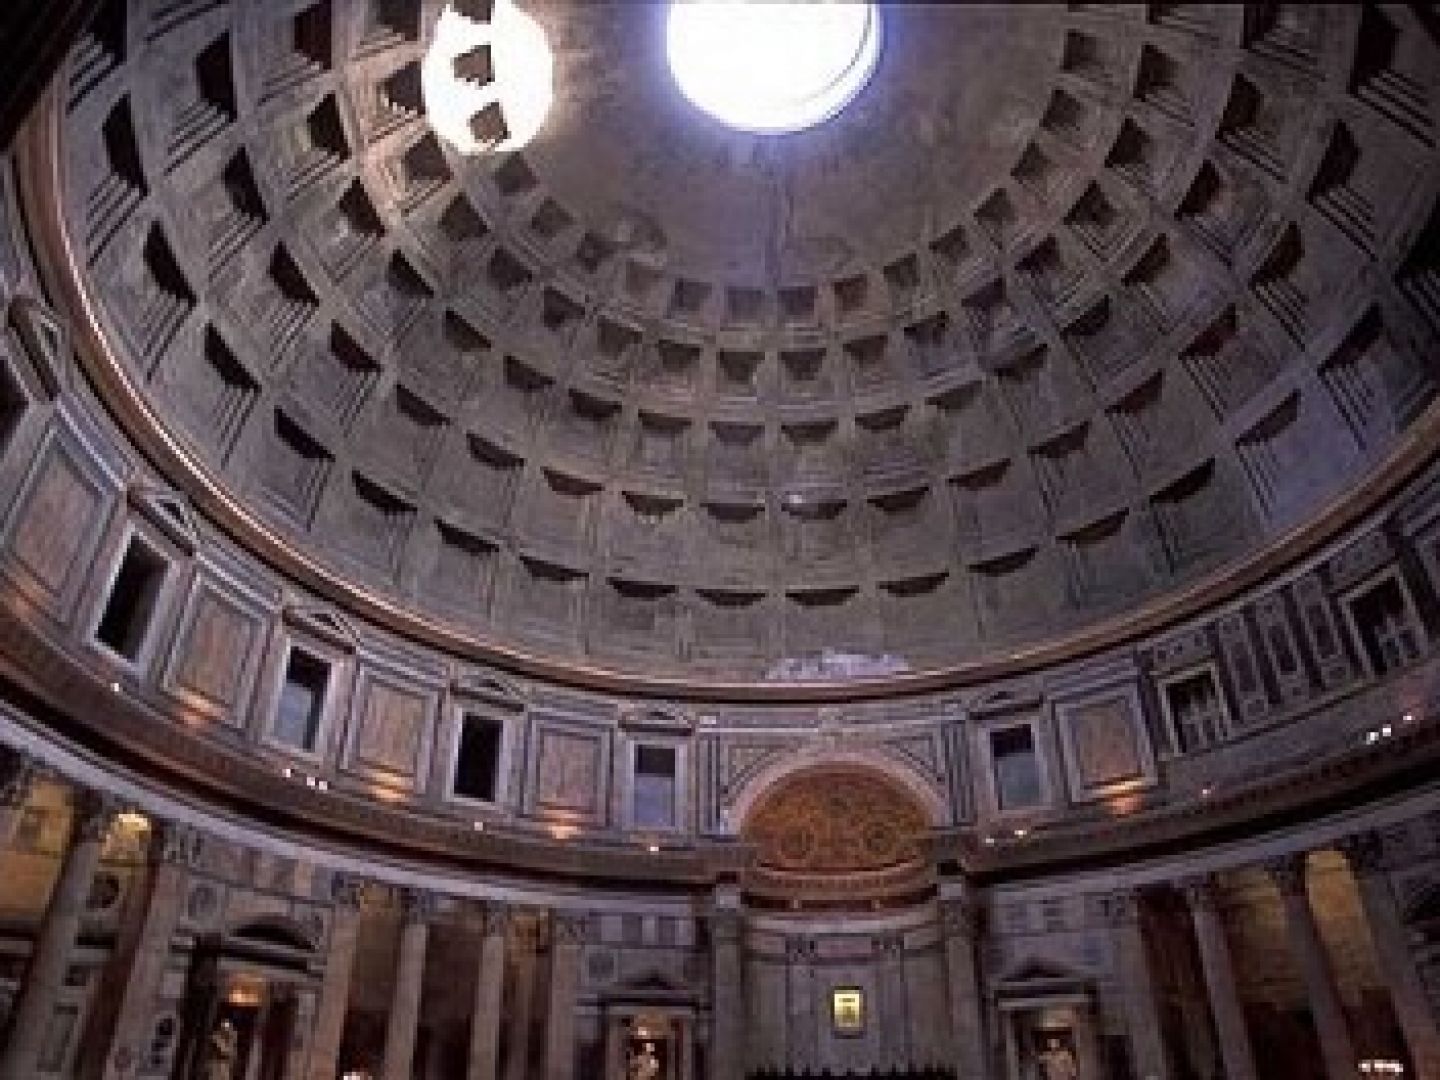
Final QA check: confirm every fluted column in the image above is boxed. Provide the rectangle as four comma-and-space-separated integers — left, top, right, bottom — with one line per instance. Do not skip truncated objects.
1341, 833, 1440, 1080
939, 882, 988, 1080
307, 873, 367, 1080
0, 790, 118, 1080
505, 915, 541, 1080
97, 820, 197, 1080
709, 891, 745, 1080
382, 888, 434, 1080
543, 911, 586, 1080
1073, 1004, 1102, 1080
1266, 854, 1357, 1080
1179, 875, 1257, 1080
468, 900, 509, 1080
0, 751, 39, 853
1107, 888, 1171, 1080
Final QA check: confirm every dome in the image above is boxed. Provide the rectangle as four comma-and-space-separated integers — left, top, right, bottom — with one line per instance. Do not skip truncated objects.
37, 0, 1440, 694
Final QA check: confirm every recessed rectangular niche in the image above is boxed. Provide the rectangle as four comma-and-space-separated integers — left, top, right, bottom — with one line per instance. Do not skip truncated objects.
632, 744, 678, 829
990, 724, 1043, 811
453, 712, 503, 801
274, 647, 330, 752
95, 534, 169, 662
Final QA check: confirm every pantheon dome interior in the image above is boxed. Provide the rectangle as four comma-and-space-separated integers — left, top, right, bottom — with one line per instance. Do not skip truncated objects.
1, 1, 1439, 1078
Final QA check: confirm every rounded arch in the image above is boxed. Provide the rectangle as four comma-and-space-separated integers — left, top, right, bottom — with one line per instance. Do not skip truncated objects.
740, 761, 933, 876
224, 915, 318, 954
726, 747, 948, 835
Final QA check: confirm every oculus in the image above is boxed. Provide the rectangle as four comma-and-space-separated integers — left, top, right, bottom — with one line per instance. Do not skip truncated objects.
666, 1, 881, 132
423, 0, 554, 153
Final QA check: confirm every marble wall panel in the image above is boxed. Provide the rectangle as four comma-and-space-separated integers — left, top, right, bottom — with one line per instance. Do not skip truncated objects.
0, 426, 114, 616
162, 573, 268, 724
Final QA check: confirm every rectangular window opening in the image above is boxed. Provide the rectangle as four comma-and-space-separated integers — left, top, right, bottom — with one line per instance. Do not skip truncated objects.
633, 744, 678, 829
274, 648, 329, 751
991, 724, 1042, 811
454, 713, 503, 801
1164, 668, 1225, 752
95, 535, 169, 661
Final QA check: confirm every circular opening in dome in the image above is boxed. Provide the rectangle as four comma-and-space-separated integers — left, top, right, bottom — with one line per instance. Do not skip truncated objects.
666, 1, 881, 133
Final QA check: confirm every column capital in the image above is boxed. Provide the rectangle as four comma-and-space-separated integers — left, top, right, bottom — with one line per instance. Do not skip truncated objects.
871, 931, 904, 959
398, 887, 438, 924
1099, 886, 1144, 927
1263, 852, 1310, 897
330, 871, 368, 910
783, 935, 817, 964
510, 911, 544, 952
0, 750, 41, 808
477, 898, 510, 936
551, 910, 589, 948
151, 819, 201, 866
70, 790, 122, 842
1338, 831, 1387, 877
939, 894, 982, 938
710, 906, 743, 943
1178, 874, 1220, 912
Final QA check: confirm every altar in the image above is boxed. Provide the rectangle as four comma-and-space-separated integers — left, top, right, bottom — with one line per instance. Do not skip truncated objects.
994, 963, 1104, 1080
601, 983, 698, 1080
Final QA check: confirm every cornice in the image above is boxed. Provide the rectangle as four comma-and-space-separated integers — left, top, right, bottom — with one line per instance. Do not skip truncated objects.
3, 590, 1438, 887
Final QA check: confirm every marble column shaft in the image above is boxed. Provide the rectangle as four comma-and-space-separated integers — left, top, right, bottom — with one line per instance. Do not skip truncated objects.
0, 792, 117, 1080
100, 821, 196, 1080
605, 1015, 627, 1080
381, 889, 433, 1080
1180, 875, 1257, 1080
505, 918, 540, 1080
1073, 1006, 1103, 1080
306, 873, 366, 1080
1266, 855, 1358, 1080
543, 912, 585, 1080
1109, 889, 1171, 1080
940, 891, 989, 1080
710, 907, 745, 1080
1342, 833, 1440, 1080
468, 901, 509, 1080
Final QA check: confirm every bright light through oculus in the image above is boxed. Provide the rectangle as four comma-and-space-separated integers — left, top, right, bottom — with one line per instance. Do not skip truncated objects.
422, 0, 553, 154
667, 1, 880, 133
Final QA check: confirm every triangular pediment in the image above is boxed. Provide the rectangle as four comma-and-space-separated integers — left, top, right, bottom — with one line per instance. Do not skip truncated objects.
128, 484, 198, 553
7, 295, 68, 397
282, 605, 358, 651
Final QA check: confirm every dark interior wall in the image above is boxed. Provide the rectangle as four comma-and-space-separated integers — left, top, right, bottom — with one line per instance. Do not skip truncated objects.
0, 1, 102, 148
